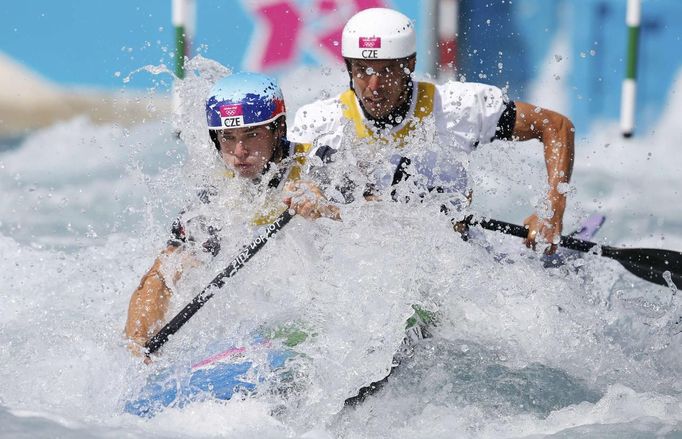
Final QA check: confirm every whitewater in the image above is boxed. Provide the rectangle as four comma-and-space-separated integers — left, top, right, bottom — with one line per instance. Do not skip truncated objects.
1, 57, 681, 438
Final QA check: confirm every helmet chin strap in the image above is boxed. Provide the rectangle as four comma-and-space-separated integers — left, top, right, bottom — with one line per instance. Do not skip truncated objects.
345, 58, 354, 91
263, 137, 291, 188
262, 118, 289, 186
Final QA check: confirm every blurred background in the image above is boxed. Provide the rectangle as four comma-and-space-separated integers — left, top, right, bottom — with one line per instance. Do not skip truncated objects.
2, 0, 681, 250
1, 0, 681, 138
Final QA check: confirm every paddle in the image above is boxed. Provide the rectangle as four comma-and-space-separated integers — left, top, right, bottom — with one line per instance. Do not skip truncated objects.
466, 216, 682, 288
144, 210, 294, 355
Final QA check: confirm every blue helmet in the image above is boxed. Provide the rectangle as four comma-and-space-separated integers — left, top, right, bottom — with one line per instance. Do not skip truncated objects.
206, 72, 286, 130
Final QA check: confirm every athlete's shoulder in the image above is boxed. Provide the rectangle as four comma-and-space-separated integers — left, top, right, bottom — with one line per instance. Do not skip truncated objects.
434, 81, 510, 145
288, 94, 346, 143
280, 138, 313, 167
436, 79, 503, 94
435, 80, 507, 110
290, 140, 313, 155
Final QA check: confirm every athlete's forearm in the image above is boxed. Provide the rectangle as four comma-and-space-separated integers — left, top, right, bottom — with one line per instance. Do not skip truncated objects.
125, 249, 178, 346
125, 266, 171, 343
541, 113, 574, 221
513, 102, 574, 222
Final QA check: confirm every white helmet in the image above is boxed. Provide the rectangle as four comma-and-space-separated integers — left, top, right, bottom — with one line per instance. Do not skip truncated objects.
341, 8, 416, 60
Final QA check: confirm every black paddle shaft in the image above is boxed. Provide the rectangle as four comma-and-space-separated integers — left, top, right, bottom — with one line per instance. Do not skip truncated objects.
144, 210, 294, 355
468, 217, 682, 288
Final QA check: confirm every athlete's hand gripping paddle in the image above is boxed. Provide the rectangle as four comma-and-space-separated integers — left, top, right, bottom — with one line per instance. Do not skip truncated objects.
467, 216, 682, 288
144, 210, 294, 356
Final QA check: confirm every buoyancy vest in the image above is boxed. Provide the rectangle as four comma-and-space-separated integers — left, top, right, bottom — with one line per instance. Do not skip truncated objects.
337, 82, 442, 200
339, 81, 436, 147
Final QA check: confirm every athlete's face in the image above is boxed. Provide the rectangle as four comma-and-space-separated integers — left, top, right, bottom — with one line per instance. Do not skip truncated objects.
348, 56, 416, 120
216, 125, 277, 179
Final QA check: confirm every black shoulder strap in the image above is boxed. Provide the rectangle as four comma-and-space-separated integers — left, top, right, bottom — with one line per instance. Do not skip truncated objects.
315, 144, 337, 163
392, 156, 411, 185
390, 156, 412, 201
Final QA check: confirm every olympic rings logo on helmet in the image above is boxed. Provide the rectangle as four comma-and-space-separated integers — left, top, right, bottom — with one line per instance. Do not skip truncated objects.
206, 72, 286, 131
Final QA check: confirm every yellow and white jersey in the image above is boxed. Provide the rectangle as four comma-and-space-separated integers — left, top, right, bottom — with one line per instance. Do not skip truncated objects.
288, 80, 512, 203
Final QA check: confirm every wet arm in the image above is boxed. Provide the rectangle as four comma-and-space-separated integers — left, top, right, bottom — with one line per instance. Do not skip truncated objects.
513, 101, 575, 247
124, 245, 179, 353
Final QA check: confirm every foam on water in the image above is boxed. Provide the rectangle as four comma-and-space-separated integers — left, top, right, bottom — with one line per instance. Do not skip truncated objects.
1, 58, 681, 438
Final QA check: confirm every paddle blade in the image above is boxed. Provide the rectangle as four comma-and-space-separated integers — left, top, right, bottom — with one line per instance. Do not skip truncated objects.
465, 216, 682, 287
602, 246, 682, 288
